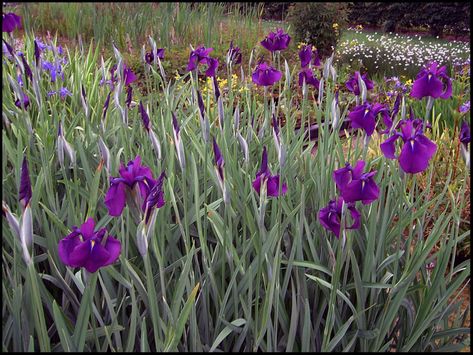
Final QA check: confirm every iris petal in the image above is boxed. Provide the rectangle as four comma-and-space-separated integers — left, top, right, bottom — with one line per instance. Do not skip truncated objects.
84, 243, 111, 273
398, 135, 437, 174
104, 182, 127, 216
80, 217, 96, 240
57, 231, 81, 266
103, 236, 121, 265
410, 72, 444, 99
68, 240, 93, 268
380, 134, 400, 159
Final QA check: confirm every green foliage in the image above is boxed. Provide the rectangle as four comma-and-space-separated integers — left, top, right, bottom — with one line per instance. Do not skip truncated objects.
287, 2, 348, 57
260, 2, 293, 20
348, 2, 471, 37
18, 3, 267, 55
2, 15, 471, 354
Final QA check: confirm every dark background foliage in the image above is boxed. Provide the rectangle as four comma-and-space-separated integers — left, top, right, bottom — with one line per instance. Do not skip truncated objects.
236, 2, 470, 38
347, 2, 471, 36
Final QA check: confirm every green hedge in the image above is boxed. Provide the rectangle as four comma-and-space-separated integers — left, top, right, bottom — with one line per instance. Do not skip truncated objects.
348, 2, 471, 36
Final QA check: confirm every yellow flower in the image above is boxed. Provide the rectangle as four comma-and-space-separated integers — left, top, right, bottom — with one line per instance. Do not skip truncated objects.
405, 79, 413, 86
297, 42, 307, 49
332, 23, 339, 29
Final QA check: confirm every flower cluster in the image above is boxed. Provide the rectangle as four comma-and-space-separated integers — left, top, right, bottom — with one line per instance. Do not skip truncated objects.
252, 62, 282, 87
1, 27, 451, 277
319, 160, 379, 238
298, 45, 320, 88
58, 218, 121, 273
145, 48, 165, 65
104, 155, 164, 219
2, 12, 22, 33
348, 102, 391, 136
410, 62, 452, 100
48, 87, 72, 100
337, 29, 469, 74
100, 63, 137, 90
381, 117, 437, 174
187, 45, 218, 77
226, 40, 242, 66
260, 28, 291, 52
345, 71, 374, 96
252, 146, 287, 197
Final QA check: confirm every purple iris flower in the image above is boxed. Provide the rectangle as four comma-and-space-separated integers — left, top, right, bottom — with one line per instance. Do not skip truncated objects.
227, 41, 242, 65
35, 37, 49, 51
345, 71, 374, 96
348, 102, 391, 136
19, 54, 33, 83
34, 40, 41, 66
380, 118, 437, 174
17, 73, 23, 87
59, 87, 72, 99
252, 62, 282, 86
318, 197, 361, 238
42, 61, 54, 71
390, 93, 402, 122
197, 89, 206, 119
2, 12, 22, 33
123, 65, 137, 86
459, 101, 470, 113
58, 217, 121, 273
260, 28, 291, 52
205, 57, 218, 77
252, 146, 287, 197
142, 171, 166, 224
126, 85, 133, 108
15, 92, 30, 110
333, 161, 380, 204
42, 60, 64, 82
145, 48, 165, 65
109, 64, 137, 87
187, 46, 213, 71
298, 67, 320, 88
104, 155, 154, 217
102, 91, 112, 120
172, 112, 180, 136
213, 76, 221, 101
213, 137, 225, 182
19, 156, 32, 208
139, 101, 151, 132
187, 46, 218, 77
299, 45, 312, 68
298, 45, 320, 68
459, 120, 470, 146
410, 62, 452, 100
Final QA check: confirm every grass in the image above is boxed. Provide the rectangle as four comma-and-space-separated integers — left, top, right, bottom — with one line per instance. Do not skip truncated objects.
17, 3, 273, 58
2, 6, 471, 353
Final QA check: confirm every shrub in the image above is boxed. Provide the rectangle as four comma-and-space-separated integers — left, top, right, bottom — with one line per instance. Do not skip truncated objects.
261, 2, 293, 20
287, 2, 348, 58
382, 19, 398, 33
349, 2, 471, 37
